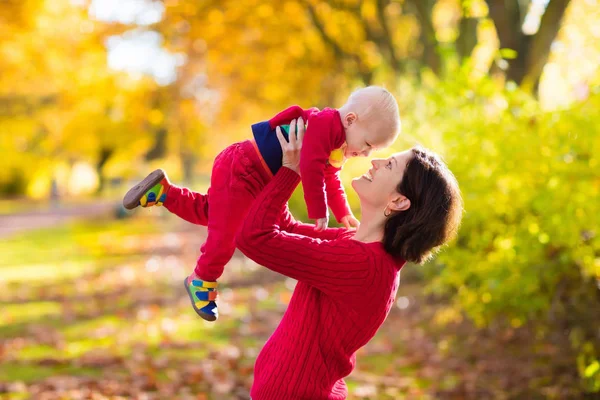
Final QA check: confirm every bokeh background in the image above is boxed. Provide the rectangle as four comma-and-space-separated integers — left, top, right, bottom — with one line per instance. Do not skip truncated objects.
1, 0, 599, 399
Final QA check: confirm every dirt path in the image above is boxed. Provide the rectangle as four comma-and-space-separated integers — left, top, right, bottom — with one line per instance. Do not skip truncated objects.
0, 201, 118, 238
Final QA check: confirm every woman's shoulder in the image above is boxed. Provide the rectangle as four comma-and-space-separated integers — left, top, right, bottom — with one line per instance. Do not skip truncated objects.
334, 233, 405, 268
338, 230, 356, 240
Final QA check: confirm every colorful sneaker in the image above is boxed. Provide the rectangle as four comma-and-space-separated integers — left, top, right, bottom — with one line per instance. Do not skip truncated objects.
184, 275, 218, 322
123, 169, 171, 210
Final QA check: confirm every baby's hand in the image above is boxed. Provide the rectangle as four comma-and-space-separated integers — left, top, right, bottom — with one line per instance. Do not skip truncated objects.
314, 217, 328, 232
341, 214, 360, 229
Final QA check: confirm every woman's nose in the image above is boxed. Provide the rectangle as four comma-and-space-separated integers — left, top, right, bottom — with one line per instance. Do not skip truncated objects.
371, 159, 382, 168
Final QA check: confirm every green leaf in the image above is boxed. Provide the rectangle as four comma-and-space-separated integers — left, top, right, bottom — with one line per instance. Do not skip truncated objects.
499, 48, 518, 59
585, 361, 600, 378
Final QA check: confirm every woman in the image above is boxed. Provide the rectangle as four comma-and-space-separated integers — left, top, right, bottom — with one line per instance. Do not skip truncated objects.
236, 119, 463, 400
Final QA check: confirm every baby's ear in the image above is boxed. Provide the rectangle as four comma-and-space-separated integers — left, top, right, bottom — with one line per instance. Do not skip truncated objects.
345, 112, 357, 126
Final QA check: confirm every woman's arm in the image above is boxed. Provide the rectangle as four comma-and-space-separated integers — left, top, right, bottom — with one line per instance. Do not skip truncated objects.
278, 204, 348, 240
236, 167, 370, 297
324, 164, 352, 222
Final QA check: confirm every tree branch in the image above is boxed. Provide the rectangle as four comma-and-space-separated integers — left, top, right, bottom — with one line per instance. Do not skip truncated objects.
328, 0, 360, 13
0, 95, 58, 117
351, 2, 392, 71
305, 3, 345, 60
375, 0, 403, 73
315, 0, 403, 80
304, 1, 373, 84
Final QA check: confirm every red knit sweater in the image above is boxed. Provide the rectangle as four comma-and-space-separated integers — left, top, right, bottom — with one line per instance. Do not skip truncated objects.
236, 168, 405, 400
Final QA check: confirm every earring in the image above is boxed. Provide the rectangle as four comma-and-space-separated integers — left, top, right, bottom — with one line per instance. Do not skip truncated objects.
384, 206, 392, 217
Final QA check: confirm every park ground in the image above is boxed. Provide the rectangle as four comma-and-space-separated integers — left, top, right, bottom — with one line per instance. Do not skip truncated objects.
0, 201, 582, 400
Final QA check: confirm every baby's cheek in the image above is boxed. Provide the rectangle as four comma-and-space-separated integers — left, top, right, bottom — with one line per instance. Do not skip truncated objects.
343, 145, 357, 155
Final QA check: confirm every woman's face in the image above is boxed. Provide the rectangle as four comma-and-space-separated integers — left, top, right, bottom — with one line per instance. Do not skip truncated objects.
351, 150, 413, 208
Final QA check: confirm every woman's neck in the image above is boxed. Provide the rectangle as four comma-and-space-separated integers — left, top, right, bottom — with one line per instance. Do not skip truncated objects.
352, 207, 385, 243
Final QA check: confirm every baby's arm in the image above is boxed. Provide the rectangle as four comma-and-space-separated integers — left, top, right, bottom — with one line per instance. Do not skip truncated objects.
324, 165, 355, 227
268, 105, 318, 129
299, 112, 338, 229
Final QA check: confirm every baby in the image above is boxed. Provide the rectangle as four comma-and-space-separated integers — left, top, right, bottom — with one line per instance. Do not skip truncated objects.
122, 86, 401, 322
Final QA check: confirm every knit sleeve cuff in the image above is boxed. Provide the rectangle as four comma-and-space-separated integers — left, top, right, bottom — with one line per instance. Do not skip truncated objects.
162, 183, 181, 208
274, 167, 301, 195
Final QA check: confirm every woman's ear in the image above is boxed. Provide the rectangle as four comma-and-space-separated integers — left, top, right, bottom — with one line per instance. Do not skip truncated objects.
388, 195, 411, 212
345, 112, 357, 126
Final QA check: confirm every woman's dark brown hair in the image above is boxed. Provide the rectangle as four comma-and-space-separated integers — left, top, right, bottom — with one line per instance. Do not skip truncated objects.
383, 146, 463, 264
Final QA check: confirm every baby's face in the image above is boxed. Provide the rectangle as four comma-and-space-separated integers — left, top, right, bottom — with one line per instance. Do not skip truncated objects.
344, 121, 396, 158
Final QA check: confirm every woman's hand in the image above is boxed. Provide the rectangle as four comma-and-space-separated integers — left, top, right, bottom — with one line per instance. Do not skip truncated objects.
276, 117, 304, 174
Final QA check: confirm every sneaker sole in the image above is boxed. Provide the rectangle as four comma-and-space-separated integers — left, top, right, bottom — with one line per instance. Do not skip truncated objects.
122, 169, 166, 210
183, 277, 217, 322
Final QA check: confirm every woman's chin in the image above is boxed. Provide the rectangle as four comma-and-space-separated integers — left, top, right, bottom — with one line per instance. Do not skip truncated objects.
351, 177, 365, 194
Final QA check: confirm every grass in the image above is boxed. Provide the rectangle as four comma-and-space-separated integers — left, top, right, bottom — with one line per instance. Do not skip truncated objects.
0, 213, 276, 398
0, 210, 476, 399
0, 216, 164, 270
0, 364, 103, 383
1, 302, 63, 326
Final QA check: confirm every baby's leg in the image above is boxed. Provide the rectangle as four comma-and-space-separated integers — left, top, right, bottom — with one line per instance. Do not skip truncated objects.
184, 141, 271, 321
123, 169, 209, 226
193, 146, 260, 282
163, 185, 209, 226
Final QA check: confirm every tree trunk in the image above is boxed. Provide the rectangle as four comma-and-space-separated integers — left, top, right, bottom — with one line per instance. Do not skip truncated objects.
486, 0, 572, 91
406, 0, 441, 74
96, 147, 113, 194
485, 0, 527, 82
145, 127, 167, 161
522, 0, 572, 91
181, 152, 196, 185
456, 15, 479, 61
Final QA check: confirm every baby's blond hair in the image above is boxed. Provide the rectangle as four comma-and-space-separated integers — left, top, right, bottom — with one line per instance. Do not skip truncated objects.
342, 86, 401, 139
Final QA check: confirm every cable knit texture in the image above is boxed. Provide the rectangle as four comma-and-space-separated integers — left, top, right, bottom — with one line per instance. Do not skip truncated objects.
237, 167, 405, 400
